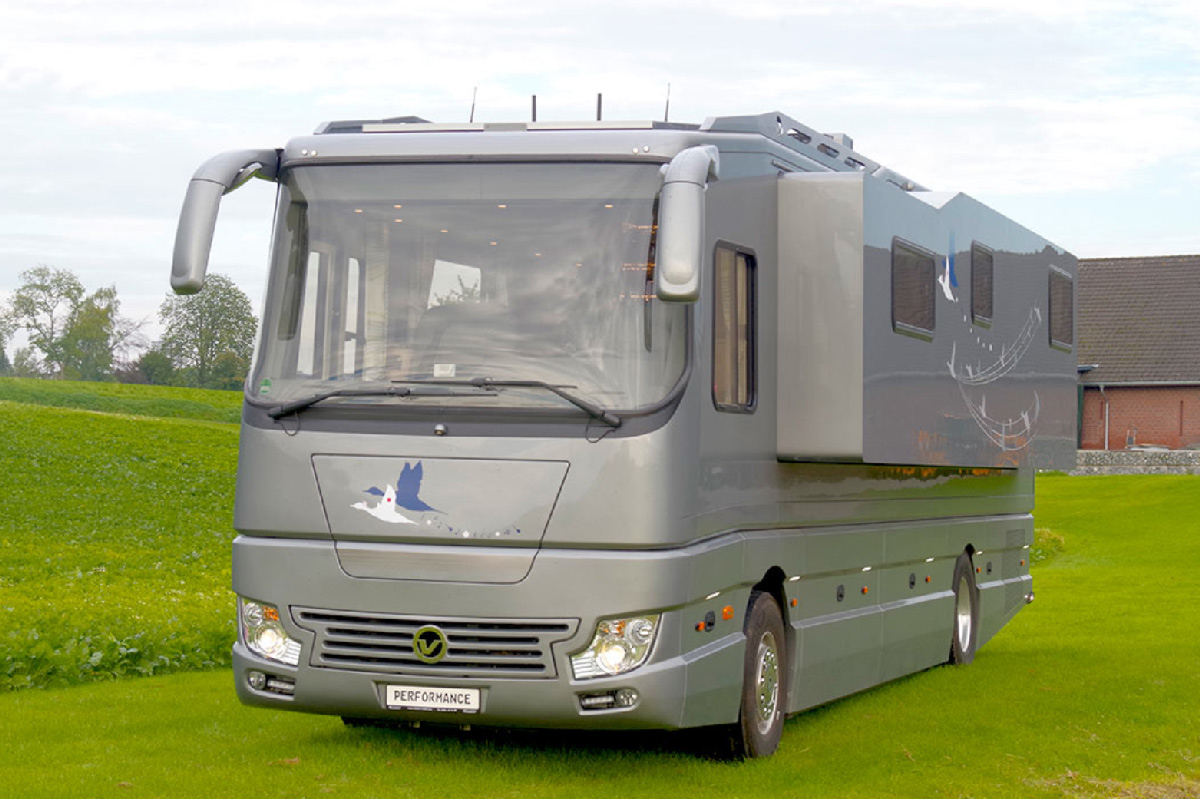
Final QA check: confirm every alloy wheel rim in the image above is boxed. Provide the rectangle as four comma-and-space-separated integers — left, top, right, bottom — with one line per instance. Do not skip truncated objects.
956, 575, 973, 652
754, 631, 780, 734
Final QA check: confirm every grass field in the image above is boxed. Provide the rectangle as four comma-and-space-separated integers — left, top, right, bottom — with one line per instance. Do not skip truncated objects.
0, 377, 242, 424
1, 380, 1198, 796
0, 379, 241, 690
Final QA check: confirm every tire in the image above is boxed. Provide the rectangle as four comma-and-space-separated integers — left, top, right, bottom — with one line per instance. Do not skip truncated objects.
949, 552, 980, 665
730, 590, 787, 759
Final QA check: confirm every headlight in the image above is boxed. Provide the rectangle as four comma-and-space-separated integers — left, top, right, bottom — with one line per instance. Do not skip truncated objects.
570, 614, 661, 679
239, 598, 302, 666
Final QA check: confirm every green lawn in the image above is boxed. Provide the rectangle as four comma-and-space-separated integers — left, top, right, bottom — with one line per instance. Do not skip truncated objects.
0, 377, 242, 424
0, 386, 240, 690
1, 382, 1198, 796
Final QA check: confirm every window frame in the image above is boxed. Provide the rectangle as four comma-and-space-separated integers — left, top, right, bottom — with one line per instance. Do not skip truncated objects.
891, 238, 937, 341
1048, 265, 1074, 351
970, 242, 994, 328
711, 242, 758, 413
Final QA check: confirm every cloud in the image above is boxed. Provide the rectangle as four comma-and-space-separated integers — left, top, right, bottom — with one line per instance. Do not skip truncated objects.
0, 0, 1198, 323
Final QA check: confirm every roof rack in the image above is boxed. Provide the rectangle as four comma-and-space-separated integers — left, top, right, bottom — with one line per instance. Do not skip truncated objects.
314, 117, 698, 135
312, 110, 925, 191
701, 112, 926, 191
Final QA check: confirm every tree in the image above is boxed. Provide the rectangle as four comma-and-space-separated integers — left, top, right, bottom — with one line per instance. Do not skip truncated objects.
58, 286, 147, 382
159, 273, 257, 389
209, 350, 250, 391
0, 309, 13, 377
10, 347, 44, 378
7, 265, 84, 377
134, 349, 176, 386
60, 286, 120, 381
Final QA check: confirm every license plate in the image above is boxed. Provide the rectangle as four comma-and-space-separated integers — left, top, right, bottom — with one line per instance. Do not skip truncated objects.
385, 685, 480, 713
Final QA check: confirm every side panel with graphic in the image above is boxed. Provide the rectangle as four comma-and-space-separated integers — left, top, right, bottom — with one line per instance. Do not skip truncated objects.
777, 173, 1076, 469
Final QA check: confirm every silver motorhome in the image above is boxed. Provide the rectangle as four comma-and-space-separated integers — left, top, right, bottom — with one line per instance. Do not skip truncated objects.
172, 110, 1076, 758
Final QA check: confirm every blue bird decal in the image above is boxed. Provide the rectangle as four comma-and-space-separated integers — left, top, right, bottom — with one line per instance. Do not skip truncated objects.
363, 461, 441, 513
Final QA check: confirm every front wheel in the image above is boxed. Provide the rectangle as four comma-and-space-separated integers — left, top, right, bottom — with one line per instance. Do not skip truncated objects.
731, 591, 787, 758
949, 552, 980, 665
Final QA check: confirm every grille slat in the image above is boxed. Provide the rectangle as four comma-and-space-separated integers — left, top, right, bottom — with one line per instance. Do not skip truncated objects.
293, 607, 578, 679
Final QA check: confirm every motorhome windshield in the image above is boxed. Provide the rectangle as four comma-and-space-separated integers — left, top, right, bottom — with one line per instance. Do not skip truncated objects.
250, 163, 686, 415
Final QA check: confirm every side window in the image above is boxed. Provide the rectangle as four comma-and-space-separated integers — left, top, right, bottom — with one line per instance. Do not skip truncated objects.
427, 259, 482, 308
297, 250, 326, 377
713, 245, 756, 412
1049, 267, 1074, 350
971, 243, 993, 326
892, 239, 936, 338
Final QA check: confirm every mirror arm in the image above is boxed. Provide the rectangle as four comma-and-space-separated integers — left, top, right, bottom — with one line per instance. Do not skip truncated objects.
655, 145, 719, 302
171, 148, 280, 295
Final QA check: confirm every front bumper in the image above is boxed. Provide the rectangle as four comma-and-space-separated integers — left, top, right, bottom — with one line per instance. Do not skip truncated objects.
231, 536, 751, 730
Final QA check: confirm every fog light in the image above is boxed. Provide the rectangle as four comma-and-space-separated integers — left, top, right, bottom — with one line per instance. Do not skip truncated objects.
248, 670, 267, 691
578, 688, 639, 711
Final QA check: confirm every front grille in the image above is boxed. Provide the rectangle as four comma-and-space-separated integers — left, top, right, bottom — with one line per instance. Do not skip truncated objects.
293, 607, 578, 679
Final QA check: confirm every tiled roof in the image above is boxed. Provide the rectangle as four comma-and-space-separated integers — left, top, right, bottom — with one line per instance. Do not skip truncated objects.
1078, 255, 1200, 384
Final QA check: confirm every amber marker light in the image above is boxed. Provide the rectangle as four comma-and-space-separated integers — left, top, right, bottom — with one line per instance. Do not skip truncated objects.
925, 576, 931, 583
264, 607, 280, 622
861, 587, 869, 595
722, 605, 735, 621
695, 622, 705, 632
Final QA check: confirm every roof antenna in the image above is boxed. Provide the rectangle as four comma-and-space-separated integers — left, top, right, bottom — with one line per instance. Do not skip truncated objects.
532, 94, 537, 122
596, 93, 603, 121
469, 86, 477, 123
663, 83, 671, 123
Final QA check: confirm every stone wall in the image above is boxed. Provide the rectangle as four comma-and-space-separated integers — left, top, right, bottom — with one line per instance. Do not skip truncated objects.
1071, 448, 1200, 475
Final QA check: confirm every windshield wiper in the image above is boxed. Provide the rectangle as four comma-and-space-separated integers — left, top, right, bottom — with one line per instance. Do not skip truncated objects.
268, 382, 504, 419
466, 377, 621, 428
392, 377, 618, 426
267, 386, 414, 419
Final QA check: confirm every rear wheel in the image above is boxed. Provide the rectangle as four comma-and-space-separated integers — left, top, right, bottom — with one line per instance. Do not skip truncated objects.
730, 591, 787, 759
949, 552, 980, 665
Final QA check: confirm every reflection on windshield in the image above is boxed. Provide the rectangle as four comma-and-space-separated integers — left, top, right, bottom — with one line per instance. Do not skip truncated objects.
250, 163, 686, 415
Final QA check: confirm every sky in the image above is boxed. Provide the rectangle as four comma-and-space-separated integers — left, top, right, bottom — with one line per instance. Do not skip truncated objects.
2, 0, 1198, 350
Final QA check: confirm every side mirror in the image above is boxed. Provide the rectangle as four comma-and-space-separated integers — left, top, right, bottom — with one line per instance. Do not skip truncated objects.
655, 145, 719, 302
171, 149, 280, 294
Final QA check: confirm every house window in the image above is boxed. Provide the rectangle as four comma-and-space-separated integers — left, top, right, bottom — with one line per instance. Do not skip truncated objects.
1049, 267, 1074, 350
971, 243, 993, 325
892, 239, 936, 337
713, 245, 756, 411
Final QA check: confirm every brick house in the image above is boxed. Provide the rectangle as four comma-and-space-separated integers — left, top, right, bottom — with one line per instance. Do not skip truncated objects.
1078, 255, 1200, 450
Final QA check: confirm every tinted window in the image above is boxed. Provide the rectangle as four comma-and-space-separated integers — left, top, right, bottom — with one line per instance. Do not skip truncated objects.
1049, 268, 1074, 349
892, 240, 935, 335
971, 243, 993, 324
713, 245, 756, 411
